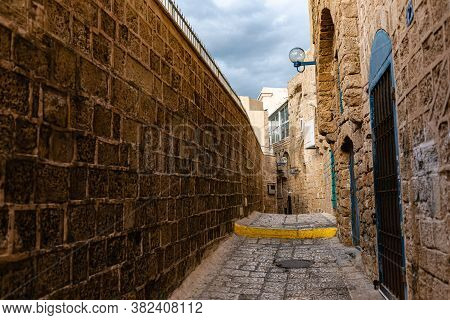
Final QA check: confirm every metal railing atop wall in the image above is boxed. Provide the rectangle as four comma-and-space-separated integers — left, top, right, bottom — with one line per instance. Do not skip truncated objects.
157, 0, 244, 111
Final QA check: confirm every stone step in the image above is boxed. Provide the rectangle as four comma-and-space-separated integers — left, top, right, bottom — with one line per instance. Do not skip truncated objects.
234, 212, 337, 239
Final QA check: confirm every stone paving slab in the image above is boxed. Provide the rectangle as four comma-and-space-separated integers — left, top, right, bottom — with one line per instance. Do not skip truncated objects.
170, 235, 383, 300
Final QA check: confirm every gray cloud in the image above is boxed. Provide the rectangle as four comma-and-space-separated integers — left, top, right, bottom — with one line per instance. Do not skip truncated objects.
175, 0, 311, 98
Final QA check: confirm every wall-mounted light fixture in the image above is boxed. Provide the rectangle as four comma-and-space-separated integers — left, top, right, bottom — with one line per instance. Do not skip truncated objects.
289, 47, 316, 73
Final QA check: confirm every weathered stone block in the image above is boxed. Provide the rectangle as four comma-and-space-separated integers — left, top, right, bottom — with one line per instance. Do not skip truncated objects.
113, 113, 121, 140
50, 130, 73, 163
123, 171, 138, 198
0, 24, 11, 59
0, 68, 30, 115
72, 244, 88, 283
93, 33, 112, 66
122, 118, 138, 143
43, 87, 68, 127
80, 59, 108, 99
0, 207, 8, 252
53, 42, 76, 88
13, 209, 36, 253
68, 204, 95, 242
40, 208, 63, 248
98, 141, 120, 166
107, 236, 126, 266
113, 0, 125, 21
69, 166, 87, 200
0, 115, 14, 156
139, 174, 154, 198
75, 134, 96, 163
129, 31, 141, 59
153, 33, 164, 56
36, 251, 70, 298
429, 0, 449, 25
161, 60, 171, 83
78, 274, 102, 299
47, 0, 70, 42
5, 158, 35, 204
153, 76, 163, 101
164, 43, 174, 66
89, 239, 107, 275
119, 143, 129, 166
172, 70, 181, 91
97, 203, 123, 236
119, 24, 129, 47
160, 222, 172, 247
113, 45, 126, 75
101, 269, 120, 299
0, 257, 35, 299
140, 20, 152, 45
163, 83, 178, 111
88, 168, 109, 198
127, 230, 142, 258
112, 78, 138, 115
135, 253, 153, 286
433, 220, 448, 253
101, 10, 116, 39
108, 170, 123, 199
120, 260, 135, 293
13, 35, 49, 77
129, 145, 139, 170
37, 124, 51, 159
72, 0, 98, 26
419, 219, 435, 248
70, 97, 94, 131
35, 164, 69, 203
15, 118, 37, 154
150, 50, 161, 75
126, 4, 138, 33
125, 57, 153, 94
72, 18, 90, 54
93, 105, 112, 138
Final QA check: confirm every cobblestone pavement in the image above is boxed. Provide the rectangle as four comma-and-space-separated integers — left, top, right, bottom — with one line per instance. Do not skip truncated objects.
171, 235, 383, 300
238, 212, 336, 229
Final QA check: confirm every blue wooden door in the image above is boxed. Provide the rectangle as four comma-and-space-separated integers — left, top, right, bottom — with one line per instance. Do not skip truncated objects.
369, 30, 406, 300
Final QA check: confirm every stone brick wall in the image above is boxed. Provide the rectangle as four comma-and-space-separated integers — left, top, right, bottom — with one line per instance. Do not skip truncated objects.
0, 0, 263, 299
309, 0, 449, 299
309, 0, 367, 249
356, 0, 449, 300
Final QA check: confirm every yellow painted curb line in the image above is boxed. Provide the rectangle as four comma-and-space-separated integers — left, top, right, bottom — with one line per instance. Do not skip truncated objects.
234, 223, 337, 239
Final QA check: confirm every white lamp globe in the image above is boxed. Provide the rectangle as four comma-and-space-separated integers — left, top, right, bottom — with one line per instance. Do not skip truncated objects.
289, 47, 306, 63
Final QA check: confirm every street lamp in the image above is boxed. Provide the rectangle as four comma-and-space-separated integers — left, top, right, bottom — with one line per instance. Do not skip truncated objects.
289, 47, 316, 73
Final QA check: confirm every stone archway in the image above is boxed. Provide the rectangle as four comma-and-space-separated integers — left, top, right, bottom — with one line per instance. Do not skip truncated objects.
316, 8, 338, 139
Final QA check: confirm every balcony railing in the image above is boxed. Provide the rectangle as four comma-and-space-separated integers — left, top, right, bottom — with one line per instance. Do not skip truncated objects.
157, 0, 244, 111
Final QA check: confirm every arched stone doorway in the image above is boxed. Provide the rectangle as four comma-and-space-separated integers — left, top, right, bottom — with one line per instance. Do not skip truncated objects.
341, 137, 360, 247
317, 8, 338, 139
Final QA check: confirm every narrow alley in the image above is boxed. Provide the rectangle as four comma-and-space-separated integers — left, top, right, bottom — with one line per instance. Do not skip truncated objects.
0, 0, 448, 302
171, 213, 382, 300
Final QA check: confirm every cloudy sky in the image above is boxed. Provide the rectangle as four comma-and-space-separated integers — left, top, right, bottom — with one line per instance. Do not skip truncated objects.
175, 0, 311, 98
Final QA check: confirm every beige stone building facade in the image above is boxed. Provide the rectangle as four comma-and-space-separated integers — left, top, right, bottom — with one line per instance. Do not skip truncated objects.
267, 50, 333, 216
239, 96, 277, 213
309, 0, 449, 299
240, 96, 269, 153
